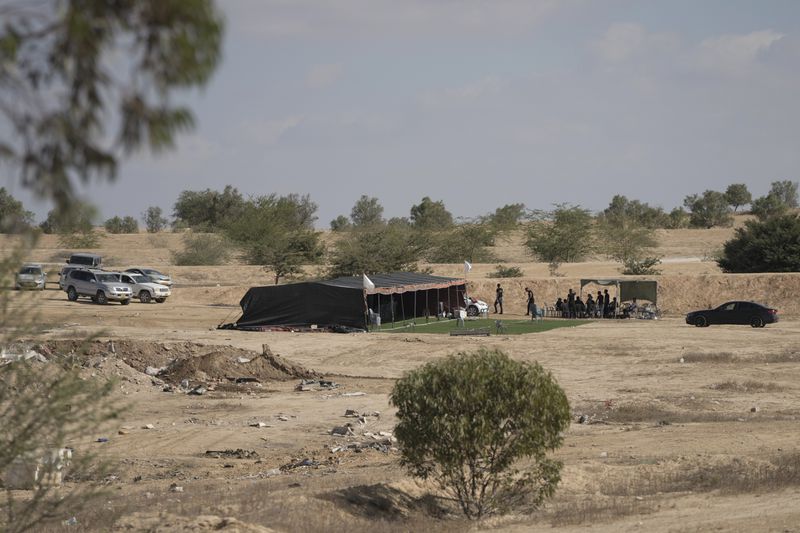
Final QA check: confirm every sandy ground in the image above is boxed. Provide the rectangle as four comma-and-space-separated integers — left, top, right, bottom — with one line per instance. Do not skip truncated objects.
4, 224, 800, 532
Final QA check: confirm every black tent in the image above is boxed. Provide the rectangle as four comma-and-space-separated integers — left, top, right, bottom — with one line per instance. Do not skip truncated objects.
228, 272, 466, 331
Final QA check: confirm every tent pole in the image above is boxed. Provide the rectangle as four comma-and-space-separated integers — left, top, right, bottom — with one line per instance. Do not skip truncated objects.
413, 290, 417, 324
363, 289, 368, 331
400, 290, 406, 324
447, 286, 452, 319
437, 288, 440, 320
377, 293, 380, 330
391, 293, 394, 328
425, 289, 429, 323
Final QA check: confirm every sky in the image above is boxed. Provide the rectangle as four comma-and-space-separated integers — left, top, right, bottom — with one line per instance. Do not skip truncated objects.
6, 0, 800, 226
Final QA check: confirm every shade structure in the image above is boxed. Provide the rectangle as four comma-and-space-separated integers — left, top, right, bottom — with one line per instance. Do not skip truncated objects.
579, 279, 658, 304
229, 272, 466, 330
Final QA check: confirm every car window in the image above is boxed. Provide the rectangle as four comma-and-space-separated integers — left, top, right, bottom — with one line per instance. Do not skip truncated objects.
131, 275, 148, 283
97, 273, 120, 283
143, 269, 162, 276
721, 303, 736, 311
19, 267, 41, 274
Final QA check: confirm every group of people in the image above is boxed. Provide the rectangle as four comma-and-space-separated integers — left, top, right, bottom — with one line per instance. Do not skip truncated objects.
493, 284, 541, 318
555, 288, 618, 319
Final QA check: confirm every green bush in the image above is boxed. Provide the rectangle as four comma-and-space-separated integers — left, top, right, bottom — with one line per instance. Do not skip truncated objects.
489, 264, 523, 278
717, 214, 800, 272
104, 215, 139, 234
171, 233, 230, 265
622, 256, 662, 275
390, 348, 570, 519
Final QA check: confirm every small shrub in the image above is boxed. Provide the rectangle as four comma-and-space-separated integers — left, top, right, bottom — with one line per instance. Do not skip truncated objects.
488, 264, 523, 278
391, 348, 570, 519
171, 233, 230, 265
58, 230, 102, 249
621, 257, 661, 275
104, 215, 138, 234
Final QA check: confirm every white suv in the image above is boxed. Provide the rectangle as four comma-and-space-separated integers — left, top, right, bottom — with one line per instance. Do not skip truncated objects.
119, 273, 171, 303
64, 270, 132, 305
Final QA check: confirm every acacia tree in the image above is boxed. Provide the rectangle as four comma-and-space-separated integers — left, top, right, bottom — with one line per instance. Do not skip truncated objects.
350, 195, 384, 227
724, 183, 752, 213
525, 204, 594, 263
329, 223, 424, 277
391, 349, 570, 519
143, 206, 168, 233
0, 188, 34, 233
683, 190, 733, 228
768, 180, 799, 209
173, 185, 245, 231
225, 194, 324, 284
410, 196, 453, 230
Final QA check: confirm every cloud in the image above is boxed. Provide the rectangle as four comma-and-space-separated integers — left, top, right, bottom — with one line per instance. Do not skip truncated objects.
591, 22, 679, 64
694, 30, 784, 76
305, 63, 343, 89
225, 0, 576, 40
421, 76, 506, 106
242, 115, 304, 146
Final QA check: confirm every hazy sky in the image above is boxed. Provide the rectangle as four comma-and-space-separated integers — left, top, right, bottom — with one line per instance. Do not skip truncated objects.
7, 0, 800, 226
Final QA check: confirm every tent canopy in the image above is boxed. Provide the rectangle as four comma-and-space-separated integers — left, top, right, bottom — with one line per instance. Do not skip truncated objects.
580, 279, 658, 304
231, 272, 465, 330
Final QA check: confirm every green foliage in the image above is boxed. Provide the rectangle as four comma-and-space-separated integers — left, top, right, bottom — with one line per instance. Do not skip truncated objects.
104, 216, 138, 234
525, 204, 593, 263
486, 203, 526, 231
717, 214, 800, 273
0, 188, 34, 233
225, 194, 324, 284
143, 206, 168, 233
751, 193, 789, 221
598, 195, 669, 229
425, 223, 496, 263
172, 185, 245, 231
171, 232, 230, 266
390, 349, 570, 519
724, 183, 752, 212
768, 180, 799, 209
598, 219, 658, 265
0, 238, 122, 533
410, 196, 453, 230
40, 202, 102, 248
329, 215, 351, 232
350, 195, 384, 227
0, 0, 223, 218
489, 265, 524, 278
683, 190, 733, 228
622, 256, 662, 275
665, 207, 690, 229
329, 224, 424, 277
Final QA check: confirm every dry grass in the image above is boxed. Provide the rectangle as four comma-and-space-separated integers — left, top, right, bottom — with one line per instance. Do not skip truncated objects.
681, 351, 737, 363
708, 380, 785, 393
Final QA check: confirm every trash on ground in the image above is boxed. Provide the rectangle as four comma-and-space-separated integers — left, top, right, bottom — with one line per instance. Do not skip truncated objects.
204, 449, 259, 459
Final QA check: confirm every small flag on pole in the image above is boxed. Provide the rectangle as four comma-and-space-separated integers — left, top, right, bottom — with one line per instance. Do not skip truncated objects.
363, 274, 375, 291
464, 260, 472, 274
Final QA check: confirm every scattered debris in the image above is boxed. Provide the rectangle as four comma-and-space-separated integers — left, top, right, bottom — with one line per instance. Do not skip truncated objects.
280, 458, 323, 471
188, 385, 207, 396
331, 424, 355, 436
341, 392, 366, 397
577, 414, 589, 424
145, 366, 164, 376
599, 451, 608, 458
751, 406, 760, 413
330, 437, 395, 454
142, 424, 155, 430
249, 422, 269, 428
168, 483, 183, 493
96, 438, 109, 443
296, 379, 339, 391
1, 347, 47, 364
204, 449, 259, 459
276, 415, 290, 422
236, 357, 251, 363
63, 517, 78, 526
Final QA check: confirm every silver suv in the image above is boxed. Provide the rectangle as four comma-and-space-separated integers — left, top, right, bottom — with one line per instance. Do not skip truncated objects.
64, 270, 132, 305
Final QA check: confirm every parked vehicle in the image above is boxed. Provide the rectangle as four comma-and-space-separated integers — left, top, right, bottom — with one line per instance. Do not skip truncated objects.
124, 267, 172, 287
64, 270, 131, 305
686, 301, 778, 328
15, 264, 46, 290
464, 296, 490, 317
119, 273, 171, 303
59, 265, 88, 290
66, 253, 102, 268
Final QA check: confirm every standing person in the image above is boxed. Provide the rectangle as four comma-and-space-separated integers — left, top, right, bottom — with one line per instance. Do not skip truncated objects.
586, 294, 596, 317
596, 291, 603, 318
494, 283, 504, 314
603, 289, 610, 318
525, 287, 534, 316
567, 288, 576, 319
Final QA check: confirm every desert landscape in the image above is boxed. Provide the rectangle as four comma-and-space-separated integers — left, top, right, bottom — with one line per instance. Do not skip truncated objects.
3, 225, 800, 532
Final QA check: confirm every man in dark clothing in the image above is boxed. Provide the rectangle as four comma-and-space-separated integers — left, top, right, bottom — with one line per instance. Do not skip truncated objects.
494, 283, 504, 314
603, 289, 610, 318
567, 289, 576, 319
596, 291, 603, 318
525, 287, 534, 316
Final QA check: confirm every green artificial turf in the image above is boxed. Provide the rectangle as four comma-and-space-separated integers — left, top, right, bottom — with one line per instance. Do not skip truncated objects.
376, 318, 590, 335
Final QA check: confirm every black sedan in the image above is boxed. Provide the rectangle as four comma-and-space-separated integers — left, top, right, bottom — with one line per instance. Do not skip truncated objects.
686, 301, 778, 328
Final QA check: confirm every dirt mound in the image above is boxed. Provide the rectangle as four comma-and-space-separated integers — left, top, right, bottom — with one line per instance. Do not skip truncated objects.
160, 345, 315, 386
37, 339, 315, 386
113, 512, 276, 533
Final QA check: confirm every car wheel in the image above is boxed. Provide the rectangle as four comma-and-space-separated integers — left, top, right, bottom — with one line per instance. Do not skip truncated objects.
750, 316, 764, 328
67, 287, 78, 301
694, 315, 707, 327
155, 298, 166, 303
96, 291, 108, 305
120, 299, 130, 306
467, 305, 478, 317
139, 291, 152, 304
